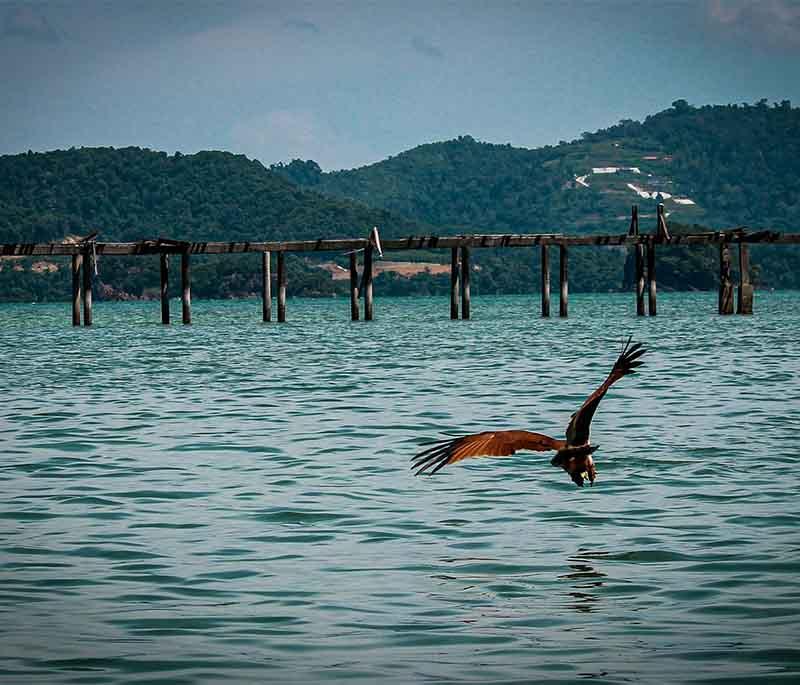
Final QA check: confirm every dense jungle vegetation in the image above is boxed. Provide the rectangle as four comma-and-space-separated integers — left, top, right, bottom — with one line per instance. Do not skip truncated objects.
2, 101, 797, 302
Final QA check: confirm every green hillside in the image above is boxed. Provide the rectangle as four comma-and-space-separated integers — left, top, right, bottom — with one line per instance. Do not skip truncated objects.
274, 100, 800, 233
0, 146, 423, 244
0, 147, 428, 301
1, 100, 798, 303
271, 100, 799, 293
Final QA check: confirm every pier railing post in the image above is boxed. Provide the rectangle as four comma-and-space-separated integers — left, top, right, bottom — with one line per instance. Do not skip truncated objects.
559, 245, 568, 318
262, 251, 272, 322
277, 251, 287, 322
541, 244, 551, 317
718, 242, 734, 315
737, 242, 753, 315
635, 244, 645, 316
349, 252, 360, 321
656, 203, 671, 241
628, 204, 640, 238
450, 247, 460, 320
363, 243, 374, 321
647, 239, 657, 316
460, 246, 471, 320
82, 247, 93, 326
181, 250, 191, 324
160, 253, 170, 324
71, 254, 82, 326
630, 205, 645, 316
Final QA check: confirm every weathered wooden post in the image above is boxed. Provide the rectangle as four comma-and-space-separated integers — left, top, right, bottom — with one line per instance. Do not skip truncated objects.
647, 239, 657, 316
277, 251, 287, 322
737, 242, 753, 315
718, 242, 734, 315
629, 205, 645, 316
71, 254, 82, 326
635, 243, 645, 316
629, 205, 640, 237
160, 253, 170, 324
349, 252, 359, 321
559, 245, 568, 318
656, 203, 671, 241
460, 245, 471, 320
262, 251, 272, 322
541, 243, 551, 317
82, 247, 93, 326
363, 243, 374, 321
450, 247, 459, 320
181, 250, 191, 324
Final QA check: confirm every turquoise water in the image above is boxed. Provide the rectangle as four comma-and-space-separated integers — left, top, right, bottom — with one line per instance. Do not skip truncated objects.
1, 292, 799, 683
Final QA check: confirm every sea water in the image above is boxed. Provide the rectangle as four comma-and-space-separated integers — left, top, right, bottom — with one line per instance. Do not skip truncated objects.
1, 292, 798, 683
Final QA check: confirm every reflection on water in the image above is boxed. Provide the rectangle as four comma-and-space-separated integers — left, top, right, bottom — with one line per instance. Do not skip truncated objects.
561, 557, 606, 613
1, 292, 800, 683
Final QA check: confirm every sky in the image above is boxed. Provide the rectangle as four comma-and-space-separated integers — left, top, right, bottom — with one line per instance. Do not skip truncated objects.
1, 0, 799, 170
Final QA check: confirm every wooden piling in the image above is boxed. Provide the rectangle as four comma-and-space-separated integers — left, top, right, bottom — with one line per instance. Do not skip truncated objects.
630, 205, 644, 316
559, 245, 568, 318
277, 251, 287, 322
82, 249, 93, 326
460, 246, 471, 320
71, 254, 82, 326
541, 244, 551, 317
262, 251, 272, 322
160, 253, 170, 324
635, 244, 645, 316
363, 243, 374, 321
718, 243, 734, 315
628, 205, 639, 237
349, 252, 360, 321
450, 247, 459, 320
737, 242, 753, 315
647, 240, 657, 316
656, 203, 671, 241
181, 251, 191, 324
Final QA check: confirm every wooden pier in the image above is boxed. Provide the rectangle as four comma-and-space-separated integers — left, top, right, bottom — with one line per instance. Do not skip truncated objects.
2, 207, 798, 326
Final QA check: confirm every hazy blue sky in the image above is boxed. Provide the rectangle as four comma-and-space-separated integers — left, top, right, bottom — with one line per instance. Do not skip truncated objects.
2, 0, 799, 169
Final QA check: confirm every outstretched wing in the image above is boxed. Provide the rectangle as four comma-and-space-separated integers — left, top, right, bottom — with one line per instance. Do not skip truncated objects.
412, 430, 566, 476
565, 336, 646, 446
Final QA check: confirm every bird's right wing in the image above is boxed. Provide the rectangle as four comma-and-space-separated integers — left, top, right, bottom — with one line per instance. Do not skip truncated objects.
565, 337, 646, 446
412, 430, 566, 475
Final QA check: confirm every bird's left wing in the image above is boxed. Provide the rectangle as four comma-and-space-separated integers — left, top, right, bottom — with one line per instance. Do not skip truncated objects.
412, 430, 566, 476
566, 336, 646, 446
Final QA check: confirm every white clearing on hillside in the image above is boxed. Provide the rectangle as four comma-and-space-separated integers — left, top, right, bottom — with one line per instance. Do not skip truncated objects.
591, 166, 641, 174
627, 183, 672, 200
673, 198, 695, 205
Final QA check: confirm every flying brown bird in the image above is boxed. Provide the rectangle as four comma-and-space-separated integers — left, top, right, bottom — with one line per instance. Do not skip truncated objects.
411, 337, 646, 486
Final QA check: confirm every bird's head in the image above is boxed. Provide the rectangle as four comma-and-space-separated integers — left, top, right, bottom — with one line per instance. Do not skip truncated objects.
559, 444, 599, 487
569, 454, 597, 487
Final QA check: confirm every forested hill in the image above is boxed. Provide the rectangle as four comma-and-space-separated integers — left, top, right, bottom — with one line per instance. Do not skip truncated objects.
0, 147, 430, 301
1, 101, 799, 302
0, 146, 422, 245
273, 100, 800, 234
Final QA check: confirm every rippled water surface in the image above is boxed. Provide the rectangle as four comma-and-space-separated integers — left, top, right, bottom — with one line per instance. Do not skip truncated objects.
2, 292, 799, 683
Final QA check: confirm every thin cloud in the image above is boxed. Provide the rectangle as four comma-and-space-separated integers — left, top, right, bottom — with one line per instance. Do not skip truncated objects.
2, 5, 62, 43
229, 109, 375, 170
706, 0, 800, 49
411, 36, 444, 60
284, 18, 321, 35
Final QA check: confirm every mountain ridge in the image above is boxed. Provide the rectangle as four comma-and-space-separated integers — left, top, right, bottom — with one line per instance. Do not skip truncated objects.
272, 99, 799, 234
2, 100, 798, 301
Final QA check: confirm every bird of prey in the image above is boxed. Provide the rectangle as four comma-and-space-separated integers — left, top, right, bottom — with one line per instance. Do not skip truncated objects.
411, 337, 646, 486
